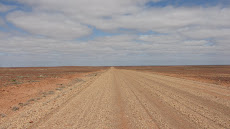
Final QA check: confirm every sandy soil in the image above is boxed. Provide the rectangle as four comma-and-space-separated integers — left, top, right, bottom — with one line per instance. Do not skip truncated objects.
0, 66, 107, 118
0, 66, 107, 87
117, 65, 230, 87
1, 67, 229, 129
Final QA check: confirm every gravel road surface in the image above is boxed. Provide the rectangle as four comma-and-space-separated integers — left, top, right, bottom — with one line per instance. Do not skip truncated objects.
1, 68, 230, 129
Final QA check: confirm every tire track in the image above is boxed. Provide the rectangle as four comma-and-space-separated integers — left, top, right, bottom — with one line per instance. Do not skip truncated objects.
1, 68, 230, 129
119, 70, 199, 129
120, 69, 230, 128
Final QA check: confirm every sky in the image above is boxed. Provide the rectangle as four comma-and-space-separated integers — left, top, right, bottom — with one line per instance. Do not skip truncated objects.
0, 0, 230, 67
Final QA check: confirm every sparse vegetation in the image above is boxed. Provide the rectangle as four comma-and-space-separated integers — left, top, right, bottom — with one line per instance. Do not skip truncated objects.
38, 75, 45, 78
12, 106, 19, 111
30, 80, 40, 82
48, 91, 55, 95
75, 78, 84, 83
0, 66, 107, 119
117, 66, 230, 87
27, 98, 35, 102
56, 88, 62, 91
0, 113, 6, 118
36, 97, 41, 100
18, 103, 24, 106
42, 91, 55, 96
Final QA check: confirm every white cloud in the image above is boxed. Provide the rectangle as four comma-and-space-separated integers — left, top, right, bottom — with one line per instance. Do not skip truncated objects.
93, 7, 230, 33
0, 3, 16, 12
138, 34, 184, 44
183, 40, 209, 46
0, 17, 5, 26
1, 0, 230, 66
7, 11, 92, 39
8, 1, 230, 39
0, 32, 229, 66
178, 27, 230, 40
150, 0, 162, 2
0, 31, 10, 38
0, 33, 227, 57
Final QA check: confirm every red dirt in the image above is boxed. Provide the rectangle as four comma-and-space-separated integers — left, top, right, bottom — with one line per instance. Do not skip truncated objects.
1, 68, 229, 128
0, 66, 108, 117
117, 65, 230, 87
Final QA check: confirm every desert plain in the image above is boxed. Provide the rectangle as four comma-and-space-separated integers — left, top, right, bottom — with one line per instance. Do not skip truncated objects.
0, 65, 230, 128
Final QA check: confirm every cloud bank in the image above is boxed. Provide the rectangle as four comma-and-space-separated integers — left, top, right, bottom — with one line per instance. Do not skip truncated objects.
0, 0, 230, 66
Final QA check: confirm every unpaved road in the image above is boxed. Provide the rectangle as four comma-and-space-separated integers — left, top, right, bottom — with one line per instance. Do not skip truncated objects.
1, 68, 230, 129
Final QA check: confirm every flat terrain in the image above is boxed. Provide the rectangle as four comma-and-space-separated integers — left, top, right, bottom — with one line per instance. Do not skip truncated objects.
0, 66, 107, 87
118, 65, 230, 87
0, 66, 107, 117
1, 67, 230, 128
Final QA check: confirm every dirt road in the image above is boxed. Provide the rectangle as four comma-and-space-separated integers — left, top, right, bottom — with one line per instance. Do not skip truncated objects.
1, 68, 230, 128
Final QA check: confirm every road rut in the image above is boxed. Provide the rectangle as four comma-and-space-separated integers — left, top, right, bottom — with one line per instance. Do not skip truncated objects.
1, 68, 230, 129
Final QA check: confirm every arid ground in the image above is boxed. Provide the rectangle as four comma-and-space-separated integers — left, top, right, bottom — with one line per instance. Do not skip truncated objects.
0, 66, 107, 118
117, 65, 230, 87
0, 66, 230, 128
